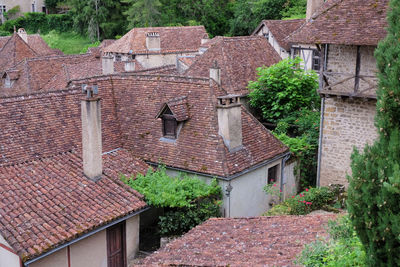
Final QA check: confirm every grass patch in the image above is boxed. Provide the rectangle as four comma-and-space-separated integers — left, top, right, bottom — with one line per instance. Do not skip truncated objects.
40, 30, 97, 54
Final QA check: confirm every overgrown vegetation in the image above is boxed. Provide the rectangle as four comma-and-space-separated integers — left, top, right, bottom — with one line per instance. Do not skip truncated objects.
122, 166, 222, 236
249, 57, 320, 187
347, 0, 400, 265
40, 30, 94, 54
296, 215, 366, 266
264, 186, 341, 216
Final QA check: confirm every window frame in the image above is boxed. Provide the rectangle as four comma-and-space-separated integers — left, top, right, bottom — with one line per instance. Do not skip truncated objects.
162, 114, 177, 139
267, 164, 279, 185
312, 49, 321, 71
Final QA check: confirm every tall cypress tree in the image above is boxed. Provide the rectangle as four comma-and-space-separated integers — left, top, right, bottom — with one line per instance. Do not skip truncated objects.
347, 0, 400, 266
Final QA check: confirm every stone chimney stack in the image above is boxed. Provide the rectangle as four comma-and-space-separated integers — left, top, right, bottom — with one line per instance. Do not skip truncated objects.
81, 85, 103, 181
102, 55, 114, 75
146, 32, 161, 51
306, 0, 325, 20
124, 60, 135, 72
17, 28, 28, 43
210, 61, 221, 85
217, 95, 242, 152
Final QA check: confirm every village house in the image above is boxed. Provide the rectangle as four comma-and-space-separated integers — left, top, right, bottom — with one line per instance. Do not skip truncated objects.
69, 72, 295, 218
288, 0, 389, 186
252, 19, 305, 59
0, 0, 47, 19
184, 35, 281, 109
138, 214, 337, 266
0, 85, 149, 267
102, 26, 208, 69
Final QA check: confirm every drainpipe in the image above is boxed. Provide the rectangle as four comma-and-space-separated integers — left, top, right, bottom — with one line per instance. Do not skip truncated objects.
316, 97, 325, 187
280, 154, 291, 200
225, 183, 233, 218
316, 44, 329, 187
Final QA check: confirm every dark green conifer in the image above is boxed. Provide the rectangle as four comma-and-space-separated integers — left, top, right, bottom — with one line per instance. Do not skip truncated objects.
348, 0, 400, 266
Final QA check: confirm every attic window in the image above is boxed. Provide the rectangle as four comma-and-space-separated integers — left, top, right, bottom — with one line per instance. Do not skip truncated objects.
263, 32, 269, 40
115, 54, 121, 62
162, 113, 177, 139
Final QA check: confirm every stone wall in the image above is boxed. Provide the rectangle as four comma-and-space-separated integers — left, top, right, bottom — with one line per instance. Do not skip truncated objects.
319, 97, 378, 186
325, 45, 378, 95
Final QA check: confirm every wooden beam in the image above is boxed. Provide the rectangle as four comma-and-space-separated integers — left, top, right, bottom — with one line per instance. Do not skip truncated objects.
354, 45, 361, 92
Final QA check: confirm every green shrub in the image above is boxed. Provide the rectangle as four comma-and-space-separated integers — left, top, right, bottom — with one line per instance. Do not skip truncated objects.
122, 166, 222, 237
265, 187, 336, 216
296, 215, 366, 266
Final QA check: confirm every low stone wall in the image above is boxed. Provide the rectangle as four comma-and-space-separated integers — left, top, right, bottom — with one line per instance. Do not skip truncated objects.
320, 97, 378, 186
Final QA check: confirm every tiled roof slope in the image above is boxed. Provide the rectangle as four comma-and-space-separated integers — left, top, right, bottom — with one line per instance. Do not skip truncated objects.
138, 214, 337, 266
184, 36, 281, 96
0, 53, 98, 96
103, 26, 208, 54
253, 19, 305, 50
0, 34, 38, 72
0, 88, 122, 166
0, 149, 148, 262
0, 34, 59, 56
288, 0, 389, 46
72, 75, 288, 177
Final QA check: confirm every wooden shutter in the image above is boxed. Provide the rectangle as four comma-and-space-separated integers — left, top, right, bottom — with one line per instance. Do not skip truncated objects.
107, 222, 126, 267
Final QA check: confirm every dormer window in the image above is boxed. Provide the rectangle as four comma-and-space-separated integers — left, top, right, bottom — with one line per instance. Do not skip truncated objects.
4, 74, 11, 88
156, 96, 190, 140
162, 108, 177, 139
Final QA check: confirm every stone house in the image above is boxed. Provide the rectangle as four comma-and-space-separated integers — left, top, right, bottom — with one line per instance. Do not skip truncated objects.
102, 26, 208, 69
69, 72, 296, 218
288, 0, 389, 186
0, 85, 150, 266
184, 36, 281, 109
0, 0, 47, 18
252, 19, 305, 59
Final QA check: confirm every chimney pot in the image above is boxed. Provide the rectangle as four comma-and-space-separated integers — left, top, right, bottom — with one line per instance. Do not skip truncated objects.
306, 0, 325, 21
210, 60, 221, 85
17, 28, 28, 43
146, 32, 161, 51
81, 85, 102, 180
102, 55, 114, 75
217, 95, 242, 151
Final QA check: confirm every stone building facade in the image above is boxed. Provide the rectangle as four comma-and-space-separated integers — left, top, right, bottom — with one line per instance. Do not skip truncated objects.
288, 0, 389, 186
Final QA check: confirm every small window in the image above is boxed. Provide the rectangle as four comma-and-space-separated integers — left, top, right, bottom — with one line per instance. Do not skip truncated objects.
32, 3, 36, 12
312, 50, 321, 71
115, 54, 121, 62
0, 5, 6, 14
4, 74, 11, 88
42, 6, 47, 13
267, 165, 279, 184
162, 114, 177, 139
263, 32, 269, 40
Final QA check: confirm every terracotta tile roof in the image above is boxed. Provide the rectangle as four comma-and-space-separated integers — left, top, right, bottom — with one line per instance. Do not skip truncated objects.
287, 0, 389, 46
72, 74, 288, 178
184, 36, 281, 96
0, 34, 38, 73
138, 214, 337, 266
178, 56, 197, 68
0, 33, 61, 73
156, 96, 190, 122
252, 19, 305, 50
0, 53, 99, 96
103, 26, 208, 54
0, 149, 148, 262
131, 65, 179, 75
0, 87, 122, 166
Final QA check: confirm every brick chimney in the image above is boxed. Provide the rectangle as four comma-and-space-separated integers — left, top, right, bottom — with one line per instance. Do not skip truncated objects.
81, 85, 103, 181
306, 0, 325, 20
124, 60, 135, 72
146, 32, 160, 51
217, 95, 242, 152
102, 55, 114, 75
17, 28, 28, 43
210, 61, 221, 85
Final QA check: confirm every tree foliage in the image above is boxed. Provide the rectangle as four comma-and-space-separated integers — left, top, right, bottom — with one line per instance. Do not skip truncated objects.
347, 0, 400, 265
248, 57, 319, 123
122, 0, 162, 29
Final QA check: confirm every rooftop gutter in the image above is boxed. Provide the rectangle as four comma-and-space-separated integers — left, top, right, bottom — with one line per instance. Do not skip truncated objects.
24, 207, 149, 266
147, 151, 291, 181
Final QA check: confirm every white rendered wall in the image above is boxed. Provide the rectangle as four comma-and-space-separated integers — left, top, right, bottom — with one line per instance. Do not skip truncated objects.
0, 235, 21, 267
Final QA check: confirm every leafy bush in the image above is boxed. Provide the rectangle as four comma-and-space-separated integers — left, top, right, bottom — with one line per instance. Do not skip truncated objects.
0, 13, 73, 34
296, 215, 366, 266
264, 187, 336, 216
158, 197, 221, 236
40, 30, 94, 54
248, 57, 319, 123
122, 166, 222, 237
